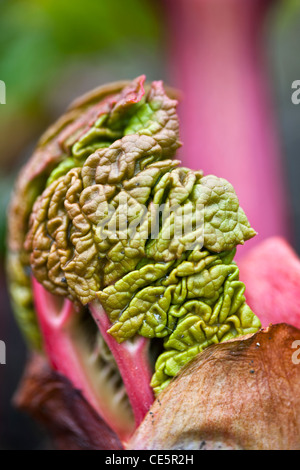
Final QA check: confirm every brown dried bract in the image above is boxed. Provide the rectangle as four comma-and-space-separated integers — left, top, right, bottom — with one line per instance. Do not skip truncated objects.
128, 324, 300, 450
14, 354, 123, 450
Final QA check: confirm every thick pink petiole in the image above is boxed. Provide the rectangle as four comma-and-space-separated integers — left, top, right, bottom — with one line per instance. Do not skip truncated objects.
32, 278, 154, 442
163, 0, 291, 253
239, 237, 300, 329
89, 300, 154, 428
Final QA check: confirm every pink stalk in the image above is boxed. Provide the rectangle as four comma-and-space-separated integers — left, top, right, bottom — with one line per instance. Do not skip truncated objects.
88, 300, 154, 428
32, 278, 154, 442
239, 237, 300, 329
163, 0, 291, 253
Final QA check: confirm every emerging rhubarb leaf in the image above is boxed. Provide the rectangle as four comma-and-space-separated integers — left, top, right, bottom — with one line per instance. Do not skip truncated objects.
7, 76, 260, 439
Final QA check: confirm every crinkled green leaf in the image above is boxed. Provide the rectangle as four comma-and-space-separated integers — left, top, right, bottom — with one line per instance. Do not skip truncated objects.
46, 157, 78, 187
150, 265, 261, 396
124, 80, 180, 158
100, 248, 260, 395
8, 76, 260, 397
24, 79, 255, 311
8, 77, 151, 345
24, 79, 181, 304
195, 175, 257, 252
97, 261, 174, 322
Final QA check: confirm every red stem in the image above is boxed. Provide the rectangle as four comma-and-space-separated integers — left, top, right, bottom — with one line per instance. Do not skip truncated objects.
89, 300, 154, 428
32, 278, 154, 442
163, 0, 291, 254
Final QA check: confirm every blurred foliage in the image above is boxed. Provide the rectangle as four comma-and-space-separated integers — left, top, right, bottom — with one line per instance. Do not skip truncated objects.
0, 0, 298, 116
0, 0, 161, 255
283, 0, 300, 17
0, 0, 160, 113
276, 0, 300, 27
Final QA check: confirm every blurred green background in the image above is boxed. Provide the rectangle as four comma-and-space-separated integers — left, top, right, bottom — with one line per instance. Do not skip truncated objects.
1, 0, 300, 449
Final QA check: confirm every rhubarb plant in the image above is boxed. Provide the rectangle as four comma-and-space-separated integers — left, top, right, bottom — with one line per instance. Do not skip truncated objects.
7, 76, 261, 442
